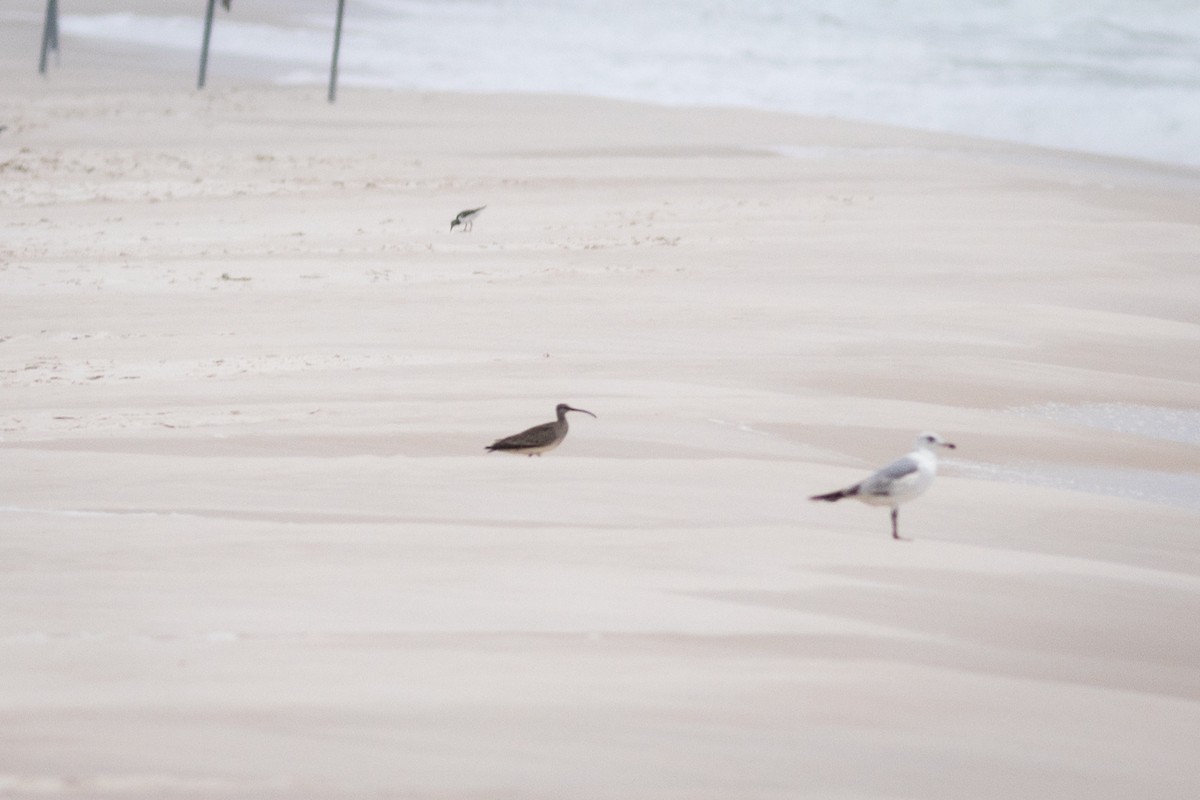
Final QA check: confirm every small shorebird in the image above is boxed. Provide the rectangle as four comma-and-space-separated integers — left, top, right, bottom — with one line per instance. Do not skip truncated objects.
450, 205, 486, 232
810, 431, 956, 541
486, 403, 596, 456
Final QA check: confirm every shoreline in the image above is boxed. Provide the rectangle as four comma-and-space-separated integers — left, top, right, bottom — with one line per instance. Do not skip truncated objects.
13, 2, 1200, 173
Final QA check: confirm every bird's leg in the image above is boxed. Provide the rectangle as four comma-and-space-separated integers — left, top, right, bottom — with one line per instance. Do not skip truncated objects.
891, 508, 909, 541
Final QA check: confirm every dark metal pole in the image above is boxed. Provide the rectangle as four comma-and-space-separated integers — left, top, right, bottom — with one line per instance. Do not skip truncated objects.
48, 0, 59, 54
198, 0, 218, 89
38, 0, 59, 74
328, 0, 346, 103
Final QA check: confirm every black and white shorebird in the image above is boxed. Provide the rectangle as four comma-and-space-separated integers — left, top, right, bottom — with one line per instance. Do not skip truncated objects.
485, 403, 596, 457
810, 431, 956, 541
450, 205, 486, 232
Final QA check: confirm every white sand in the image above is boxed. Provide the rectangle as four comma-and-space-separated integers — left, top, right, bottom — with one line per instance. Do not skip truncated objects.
3, 5, 1200, 798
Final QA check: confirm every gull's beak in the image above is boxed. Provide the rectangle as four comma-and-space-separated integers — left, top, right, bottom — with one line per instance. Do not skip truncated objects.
943, 441, 956, 449
567, 406, 597, 418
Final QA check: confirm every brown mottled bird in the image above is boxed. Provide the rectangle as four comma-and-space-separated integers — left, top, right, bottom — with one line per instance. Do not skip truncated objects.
486, 403, 596, 456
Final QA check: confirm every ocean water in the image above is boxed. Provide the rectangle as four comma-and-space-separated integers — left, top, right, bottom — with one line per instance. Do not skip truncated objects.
59, 0, 1200, 168
945, 402, 1200, 511
1010, 403, 1200, 446
947, 459, 1200, 512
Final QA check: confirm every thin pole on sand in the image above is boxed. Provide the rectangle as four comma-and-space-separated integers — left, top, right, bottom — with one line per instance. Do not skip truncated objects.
328, 0, 347, 103
38, 0, 60, 75
198, 0, 218, 89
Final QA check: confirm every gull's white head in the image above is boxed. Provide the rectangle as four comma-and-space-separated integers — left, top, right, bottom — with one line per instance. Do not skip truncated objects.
914, 431, 956, 451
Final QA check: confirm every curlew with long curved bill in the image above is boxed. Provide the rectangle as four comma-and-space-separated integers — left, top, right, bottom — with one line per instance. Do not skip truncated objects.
486, 403, 596, 456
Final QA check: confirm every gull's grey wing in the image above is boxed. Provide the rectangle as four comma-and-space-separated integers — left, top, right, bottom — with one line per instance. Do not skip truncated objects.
859, 454, 920, 497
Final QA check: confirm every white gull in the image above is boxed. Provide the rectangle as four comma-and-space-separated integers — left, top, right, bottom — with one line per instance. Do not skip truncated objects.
811, 431, 956, 541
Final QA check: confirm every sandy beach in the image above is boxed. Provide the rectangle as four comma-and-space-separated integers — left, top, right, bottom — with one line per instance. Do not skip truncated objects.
3, 4, 1200, 798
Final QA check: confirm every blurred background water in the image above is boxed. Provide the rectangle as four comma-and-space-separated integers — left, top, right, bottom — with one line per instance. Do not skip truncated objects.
58, 0, 1200, 167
